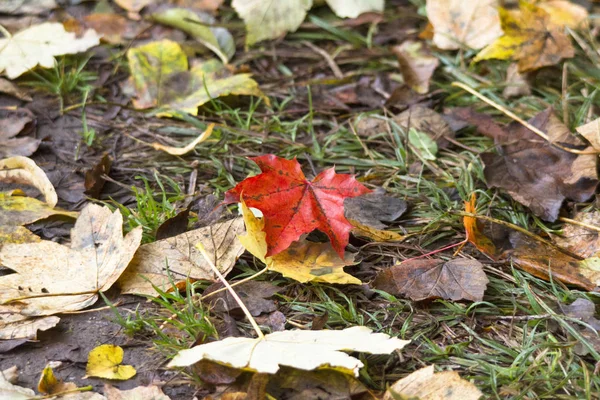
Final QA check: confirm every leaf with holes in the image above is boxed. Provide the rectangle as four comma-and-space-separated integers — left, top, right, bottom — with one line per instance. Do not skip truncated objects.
225, 155, 371, 258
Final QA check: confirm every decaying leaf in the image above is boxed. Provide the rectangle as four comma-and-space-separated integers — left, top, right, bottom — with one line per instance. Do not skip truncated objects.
576, 118, 600, 153
393, 40, 439, 94
455, 108, 598, 222
349, 219, 404, 242
0, 78, 31, 101
104, 384, 171, 400
168, 326, 409, 376
0, 204, 142, 315
232, 0, 312, 46
0, 108, 39, 158
38, 364, 77, 394
226, 155, 371, 258
0, 0, 56, 15
114, 0, 153, 13
84, 154, 112, 199
507, 232, 600, 290
502, 63, 531, 99
126, 40, 267, 115
267, 368, 368, 399
345, 191, 407, 230
463, 193, 497, 258
152, 8, 235, 63
426, 0, 503, 50
383, 365, 482, 400
204, 281, 281, 317
151, 123, 214, 156
85, 344, 136, 380
239, 199, 361, 284
0, 191, 77, 227
395, 106, 455, 147
373, 258, 489, 301
118, 218, 245, 296
475, 2, 574, 71
0, 22, 100, 79
560, 298, 600, 356
66, 13, 133, 45
0, 156, 58, 207
0, 225, 41, 244
324, 0, 383, 18
553, 211, 600, 259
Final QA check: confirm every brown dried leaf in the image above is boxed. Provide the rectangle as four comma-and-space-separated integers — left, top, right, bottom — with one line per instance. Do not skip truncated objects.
104, 384, 171, 400
502, 63, 531, 99
576, 118, 600, 152
372, 258, 489, 301
395, 106, 455, 147
204, 281, 281, 317
0, 79, 31, 101
344, 190, 407, 230
553, 211, 600, 258
0, 108, 39, 158
393, 40, 438, 94
457, 108, 598, 221
383, 365, 482, 400
118, 218, 245, 296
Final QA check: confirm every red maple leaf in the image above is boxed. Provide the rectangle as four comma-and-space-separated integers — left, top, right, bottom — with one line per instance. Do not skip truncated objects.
224, 155, 371, 258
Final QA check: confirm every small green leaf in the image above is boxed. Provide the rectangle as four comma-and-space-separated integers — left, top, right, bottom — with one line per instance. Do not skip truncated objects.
408, 128, 438, 160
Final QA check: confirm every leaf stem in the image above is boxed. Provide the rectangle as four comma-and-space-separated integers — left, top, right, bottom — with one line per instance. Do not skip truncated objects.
451, 81, 597, 155
196, 243, 265, 339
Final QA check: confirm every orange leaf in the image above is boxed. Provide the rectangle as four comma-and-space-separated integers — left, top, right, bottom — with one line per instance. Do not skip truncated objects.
463, 193, 497, 259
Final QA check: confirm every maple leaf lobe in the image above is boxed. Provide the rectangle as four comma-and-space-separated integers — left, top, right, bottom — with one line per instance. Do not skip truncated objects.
225, 155, 370, 258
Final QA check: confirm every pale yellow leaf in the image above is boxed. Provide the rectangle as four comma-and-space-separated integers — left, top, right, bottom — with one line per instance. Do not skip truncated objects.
383, 365, 482, 400
151, 123, 214, 156
0, 204, 142, 316
0, 366, 35, 399
85, 345, 136, 380
168, 326, 410, 376
119, 218, 245, 296
0, 22, 100, 79
232, 0, 312, 45
103, 384, 171, 400
576, 118, 600, 153
0, 156, 57, 207
325, 0, 383, 18
0, 306, 59, 340
426, 0, 503, 50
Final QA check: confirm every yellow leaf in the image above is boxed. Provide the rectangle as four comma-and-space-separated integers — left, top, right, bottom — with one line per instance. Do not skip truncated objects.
0, 191, 77, 227
38, 364, 77, 394
349, 219, 404, 242
383, 365, 482, 400
0, 156, 58, 207
474, 2, 574, 71
85, 344, 136, 380
426, 0, 503, 50
151, 123, 215, 156
0, 23, 100, 79
538, 0, 588, 29
239, 202, 360, 284
118, 217, 245, 296
168, 326, 409, 376
0, 204, 142, 316
0, 225, 40, 244
463, 193, 497, 258
126, 40, 268, 115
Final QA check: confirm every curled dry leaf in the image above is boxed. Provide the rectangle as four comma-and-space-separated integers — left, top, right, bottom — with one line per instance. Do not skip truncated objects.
393, 40, 439, 94
126, 40, 267, 115
0, 306, 59, 340
104, 384, 171, 400
232, 0, 312, 46
383, 365, 482, 400
0, 22, 100, 79
426, 0, 502, 50
0, 204, 142, 316
475, 2, 575, 71
225, 155, 371, 258
0, 78, 31, 101
38, 364, 77, 395
576, 118, 600, 153
463, 193, 497, 259
0, 191, 77, 227
0, 156, 58, 207
152, 8, 235, 63
118, 217, 245, 296
0, 108, 39, 158
455, 108, 598, 222
151, 123, 214, 156
373, 258, 489, 302
85, 344, 136, 380
239, 199, 361, 284
168, 326, 410, 376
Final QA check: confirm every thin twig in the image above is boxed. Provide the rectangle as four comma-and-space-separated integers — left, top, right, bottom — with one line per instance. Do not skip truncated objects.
196, 243, 265, 339
559, 216, 600, 233
303, 41, 343, 79
451, 81, 597, 155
